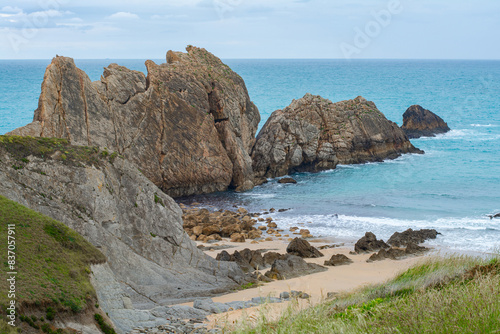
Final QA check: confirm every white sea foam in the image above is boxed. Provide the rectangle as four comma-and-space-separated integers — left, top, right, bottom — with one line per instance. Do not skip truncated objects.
264, 212, 500, 253
471, 124, 497, 127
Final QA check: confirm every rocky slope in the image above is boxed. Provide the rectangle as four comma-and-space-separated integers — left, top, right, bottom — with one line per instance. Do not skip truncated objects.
252, 94, 422, 179
7, 46, 260, 197
401, 105, 450, 138
0, 136, 246, 334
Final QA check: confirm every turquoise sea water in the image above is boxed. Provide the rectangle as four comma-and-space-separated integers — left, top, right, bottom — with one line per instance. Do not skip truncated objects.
1, 59, 499, 253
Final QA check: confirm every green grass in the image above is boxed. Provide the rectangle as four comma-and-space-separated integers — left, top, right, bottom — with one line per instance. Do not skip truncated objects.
0, 135, 118, 167
0, 195, 106, 315
0, 319, 20, 333
94, 314, 117, 334
230, 255, 500, 333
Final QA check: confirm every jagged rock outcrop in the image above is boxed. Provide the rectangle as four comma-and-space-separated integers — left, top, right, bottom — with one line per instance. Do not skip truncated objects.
367, 242, 429, 262
252, 94, 422, 179
7, 46, 260, 197
387, 228, 440, 247
324, 254, 353, 266
354, 232, 389, 254
286, 237, 324, 258
401, 105, 450, 138
0, 136, 246, 334
264, 255, 327, 280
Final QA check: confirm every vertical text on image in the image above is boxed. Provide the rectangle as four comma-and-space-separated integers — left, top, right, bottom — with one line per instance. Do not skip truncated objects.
6, 224, 16, 327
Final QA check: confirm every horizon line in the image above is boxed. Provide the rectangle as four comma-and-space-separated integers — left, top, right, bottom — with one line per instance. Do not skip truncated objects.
1, 57, 500, 61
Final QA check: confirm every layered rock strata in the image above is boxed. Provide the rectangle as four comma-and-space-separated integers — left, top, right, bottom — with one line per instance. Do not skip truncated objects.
252, 94, 422, 179
8, 46, 260, 197
0, 137, 245, 333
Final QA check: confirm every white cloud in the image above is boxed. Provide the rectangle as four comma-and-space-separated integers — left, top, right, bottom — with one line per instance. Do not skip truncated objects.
1, 6, 22, 13
107, 12, 139, 20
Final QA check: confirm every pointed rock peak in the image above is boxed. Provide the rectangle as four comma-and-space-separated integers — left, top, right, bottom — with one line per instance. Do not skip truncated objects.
402, 105, 450, 138
354, 96, 368, 103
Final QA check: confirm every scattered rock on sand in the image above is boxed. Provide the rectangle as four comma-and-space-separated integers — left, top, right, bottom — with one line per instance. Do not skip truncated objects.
265, 254, 327, 280
286, 237, 324, 258
183, 206, 263, 242
263, 252, 285, 266
354, 232, 389, 254
367, 242, 429, 262
324, 254, 353, 266
387, 228, 440, 247
230, 233, 245, 243
216, 249, 270, 272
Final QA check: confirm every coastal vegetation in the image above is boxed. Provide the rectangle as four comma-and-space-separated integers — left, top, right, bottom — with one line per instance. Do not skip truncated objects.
231, 255, 500, 333
0, 135, 119, 168
0, 195, 106, 330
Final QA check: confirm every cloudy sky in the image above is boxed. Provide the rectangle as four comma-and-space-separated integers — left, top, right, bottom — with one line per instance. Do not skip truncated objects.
0, 0, 499, 59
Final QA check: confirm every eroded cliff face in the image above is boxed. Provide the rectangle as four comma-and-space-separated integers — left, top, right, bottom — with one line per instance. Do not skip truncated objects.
8, 46, 260, 197
401, 105, 450, 138
0, 137, 245, 334
252, 94, 422, 179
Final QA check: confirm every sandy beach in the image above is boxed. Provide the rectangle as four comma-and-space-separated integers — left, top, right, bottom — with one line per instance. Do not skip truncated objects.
183, 237, 426, 329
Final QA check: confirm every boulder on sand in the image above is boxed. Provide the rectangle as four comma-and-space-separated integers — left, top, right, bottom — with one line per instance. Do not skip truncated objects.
354, 232, 389, 254
286, 237, 324, 258
387, 228, 440, 247
324, 254, 353, 266
265, 254, 327, 280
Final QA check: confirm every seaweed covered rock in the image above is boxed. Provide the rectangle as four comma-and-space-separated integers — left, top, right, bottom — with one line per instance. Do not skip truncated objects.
401, 105, 450, 138
8, 46, 260, 197
252, 94, 422, 179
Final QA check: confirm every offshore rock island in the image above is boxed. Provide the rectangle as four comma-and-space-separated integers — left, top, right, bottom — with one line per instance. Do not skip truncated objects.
0, 46, 467, 334
7, 46, 425, 197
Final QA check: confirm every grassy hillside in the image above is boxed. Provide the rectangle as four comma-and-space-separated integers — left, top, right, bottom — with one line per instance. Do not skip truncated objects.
231, 255, 500, 333
0, 195, 106, 319
0, 135, 119, 168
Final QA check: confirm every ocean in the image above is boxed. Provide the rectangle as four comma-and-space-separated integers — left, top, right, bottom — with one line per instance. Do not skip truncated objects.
1, 58, 499, 253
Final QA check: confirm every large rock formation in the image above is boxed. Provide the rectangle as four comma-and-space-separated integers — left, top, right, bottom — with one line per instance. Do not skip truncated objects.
0, 136, 246, 334
252, 94, 422, 179
7, 46, 260, 197
401, 105, 450, 138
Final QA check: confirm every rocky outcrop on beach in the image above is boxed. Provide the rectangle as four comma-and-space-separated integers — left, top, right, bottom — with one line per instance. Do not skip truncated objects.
367, 242, 429, 262
0, 136, 246, 334
182, 207, 263, 242
286, 237, 324, 258
265, 254, 327, 280
216, 249, 272, 272
354, 232, 390, 254
387, 228, 440, 247
7, 46, 260, 197
324, 254, 353, 266
252, 94, 422, 179
401, 105, 450, 138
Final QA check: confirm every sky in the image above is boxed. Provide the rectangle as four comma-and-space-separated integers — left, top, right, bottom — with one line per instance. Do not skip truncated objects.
0, 0, 499, 59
